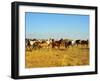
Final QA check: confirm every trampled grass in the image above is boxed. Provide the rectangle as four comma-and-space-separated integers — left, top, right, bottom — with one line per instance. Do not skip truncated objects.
25, 46, 89, 68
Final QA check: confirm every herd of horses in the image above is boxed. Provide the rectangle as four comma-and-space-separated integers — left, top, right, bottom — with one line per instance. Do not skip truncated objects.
26, 38, 89, 50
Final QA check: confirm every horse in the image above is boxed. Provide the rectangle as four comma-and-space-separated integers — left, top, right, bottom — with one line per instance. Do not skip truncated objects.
75, 40, 81, 46
80, 40, 89, 47
26, 39, 41, 51
65, 40, 76, 48
46, 38, 52, 48
51, 39, 63, 49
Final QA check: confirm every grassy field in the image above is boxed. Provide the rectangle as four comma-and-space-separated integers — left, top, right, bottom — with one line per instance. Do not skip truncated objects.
25, 45, 89, 68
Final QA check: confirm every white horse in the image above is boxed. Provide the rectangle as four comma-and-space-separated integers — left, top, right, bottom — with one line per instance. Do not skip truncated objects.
46, 38, 52, 48
30, 40, 36, 46
71, 40, 76, 46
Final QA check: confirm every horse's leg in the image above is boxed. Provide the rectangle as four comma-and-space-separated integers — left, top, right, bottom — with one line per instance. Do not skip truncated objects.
30, 45, 32, 51
28, 45, 30, 51
65, 44, 68, 48
57, 45, 59, 49
47, 44, 49, 48
58, 45, 60, 49
77, 43, 78, 47
28, 45, 31, 51
87, 44, 89, 47
52, 44, 54, 48
52, 43, 55, 48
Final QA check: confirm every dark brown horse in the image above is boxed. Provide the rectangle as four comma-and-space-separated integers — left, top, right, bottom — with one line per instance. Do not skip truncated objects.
75, 40, 81, 46
80, 40, 89, 46
51, 39, 63, 49
64, 40, 72, 48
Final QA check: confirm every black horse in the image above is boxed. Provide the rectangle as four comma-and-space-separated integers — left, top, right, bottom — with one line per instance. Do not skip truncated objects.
80, 40, 89, 46
75, 40, 81, 46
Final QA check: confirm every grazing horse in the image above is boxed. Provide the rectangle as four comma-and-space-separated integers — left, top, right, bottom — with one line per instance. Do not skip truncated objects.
52, 39, 63, 49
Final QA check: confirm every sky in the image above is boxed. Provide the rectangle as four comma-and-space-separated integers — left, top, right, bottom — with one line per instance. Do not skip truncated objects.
25, 12, 89, 40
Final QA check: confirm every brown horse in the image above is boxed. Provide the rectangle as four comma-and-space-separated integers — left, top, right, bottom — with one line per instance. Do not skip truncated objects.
51, 39, 63, 49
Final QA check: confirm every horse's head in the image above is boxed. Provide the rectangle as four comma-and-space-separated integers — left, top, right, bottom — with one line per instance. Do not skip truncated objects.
59, 38, 63, 42
52, 39, 54, 42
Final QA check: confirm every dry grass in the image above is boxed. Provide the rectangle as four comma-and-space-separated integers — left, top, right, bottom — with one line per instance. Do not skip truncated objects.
25, 45, 89, 68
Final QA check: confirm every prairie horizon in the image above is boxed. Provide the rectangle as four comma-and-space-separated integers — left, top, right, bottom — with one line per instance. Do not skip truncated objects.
25, 12, 89, 40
